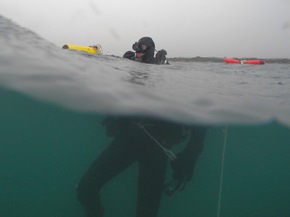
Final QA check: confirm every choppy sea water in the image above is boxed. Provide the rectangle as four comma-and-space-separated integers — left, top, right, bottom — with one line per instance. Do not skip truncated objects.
1, 15, 290, 217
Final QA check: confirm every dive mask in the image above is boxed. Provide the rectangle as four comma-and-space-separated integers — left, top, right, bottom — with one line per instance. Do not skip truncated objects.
132, 42, 148, 52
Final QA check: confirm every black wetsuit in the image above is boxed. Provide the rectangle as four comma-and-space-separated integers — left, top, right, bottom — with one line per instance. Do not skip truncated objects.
77, 117, 207, 217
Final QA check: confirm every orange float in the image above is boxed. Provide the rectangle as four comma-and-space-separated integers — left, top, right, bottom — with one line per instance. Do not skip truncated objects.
224, 57, 265, 65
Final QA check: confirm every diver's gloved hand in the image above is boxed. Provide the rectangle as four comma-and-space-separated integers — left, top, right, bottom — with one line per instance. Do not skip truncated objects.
171, 151, 196, 182
155, 49, 168, 64
123, 51, 135, 60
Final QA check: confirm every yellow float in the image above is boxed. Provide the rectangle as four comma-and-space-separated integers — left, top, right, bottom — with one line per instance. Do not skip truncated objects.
62, 44, 102, 55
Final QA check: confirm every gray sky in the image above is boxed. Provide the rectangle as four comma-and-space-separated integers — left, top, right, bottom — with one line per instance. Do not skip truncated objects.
1, 0, 290, 58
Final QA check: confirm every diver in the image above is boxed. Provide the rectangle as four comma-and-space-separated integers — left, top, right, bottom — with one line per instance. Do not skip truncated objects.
77, 116, 208, 217
123, 37, 169, 64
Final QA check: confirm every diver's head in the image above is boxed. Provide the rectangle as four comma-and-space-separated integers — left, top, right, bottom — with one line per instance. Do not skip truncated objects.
132, 37, 155, 63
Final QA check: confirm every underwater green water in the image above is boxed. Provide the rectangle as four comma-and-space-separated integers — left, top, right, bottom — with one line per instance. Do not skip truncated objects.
1, 88, 290, 217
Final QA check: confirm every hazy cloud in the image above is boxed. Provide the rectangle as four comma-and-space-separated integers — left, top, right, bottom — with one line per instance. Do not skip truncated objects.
0, 0, 289, 58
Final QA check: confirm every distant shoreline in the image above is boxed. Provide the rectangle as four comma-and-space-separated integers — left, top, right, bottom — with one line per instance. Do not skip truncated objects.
168, 56, 290, 64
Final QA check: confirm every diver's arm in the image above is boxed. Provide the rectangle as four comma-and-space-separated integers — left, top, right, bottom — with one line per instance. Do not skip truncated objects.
171, 126, 208, 182
184, 126, 208, 158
